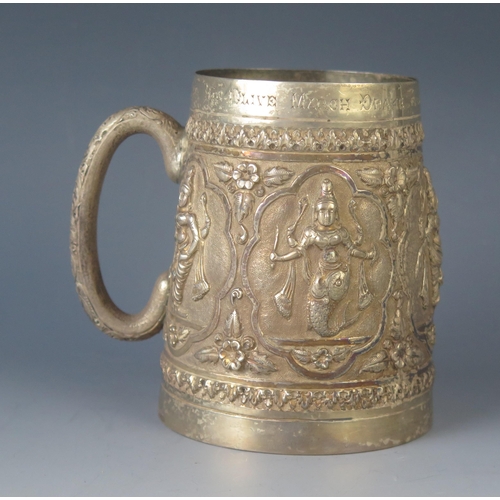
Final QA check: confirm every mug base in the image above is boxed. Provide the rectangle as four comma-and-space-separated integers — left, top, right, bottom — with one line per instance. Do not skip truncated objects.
158, 382, 432, 455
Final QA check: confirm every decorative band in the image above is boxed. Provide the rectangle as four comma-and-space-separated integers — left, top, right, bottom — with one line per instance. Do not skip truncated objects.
185, 116, 424, 154
161, 355, 434, 413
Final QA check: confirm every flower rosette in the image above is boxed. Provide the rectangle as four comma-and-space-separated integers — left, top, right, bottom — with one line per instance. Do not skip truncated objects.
219, 340, 246, 371
213, 160, 294, 244
232, 163, 260, 190
194, 289, 277, 374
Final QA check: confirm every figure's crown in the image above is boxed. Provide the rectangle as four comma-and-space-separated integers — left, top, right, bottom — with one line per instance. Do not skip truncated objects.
321, 179, 334, 198
316, 178, 337, 206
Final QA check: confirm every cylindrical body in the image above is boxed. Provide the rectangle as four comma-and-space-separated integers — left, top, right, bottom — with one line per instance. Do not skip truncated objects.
71, 69, 442, 454
159, 70, 442, 454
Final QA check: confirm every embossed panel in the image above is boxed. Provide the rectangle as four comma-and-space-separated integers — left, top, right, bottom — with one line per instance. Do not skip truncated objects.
243, 163, 393, 379
165, 156, 236, 356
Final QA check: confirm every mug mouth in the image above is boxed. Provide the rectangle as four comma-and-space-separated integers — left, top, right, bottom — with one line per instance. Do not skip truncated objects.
196, 68, 415, 84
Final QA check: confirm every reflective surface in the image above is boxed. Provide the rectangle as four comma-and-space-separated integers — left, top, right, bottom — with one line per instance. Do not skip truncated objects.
2, 2, 500, 492
71, 70, 442, 453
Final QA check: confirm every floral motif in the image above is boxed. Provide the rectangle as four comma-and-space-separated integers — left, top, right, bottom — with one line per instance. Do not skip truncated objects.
292, 346, 348, 370
372, 335, 425, 372
213, 161, 294, 244
356, 159, 442, 318
194, 289, 278, 374
387, 340, 413, 369
312, 348, 333, 369
360, 292, 427, 374
166, 325, 190, 347
219, 340, 245, 370
357, 159, 420, 242
232, 163, 260, 190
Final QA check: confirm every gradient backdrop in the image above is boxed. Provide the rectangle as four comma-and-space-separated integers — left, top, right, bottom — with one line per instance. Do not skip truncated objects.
1, 4, 499, 495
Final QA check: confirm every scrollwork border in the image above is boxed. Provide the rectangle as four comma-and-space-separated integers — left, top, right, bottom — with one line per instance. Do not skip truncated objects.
186, 116, 424, 153
161, 353, 434, 413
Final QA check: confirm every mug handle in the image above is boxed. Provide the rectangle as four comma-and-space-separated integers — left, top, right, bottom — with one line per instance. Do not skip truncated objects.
70, 107, 184, 340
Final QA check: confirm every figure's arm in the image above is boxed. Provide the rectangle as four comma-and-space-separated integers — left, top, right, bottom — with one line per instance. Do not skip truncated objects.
287, 196, 309, 248
270, 248, 302, 262
186, 215, 201, 257
287, 228, 299, 248
200, 220, 211, 240
270, 229, 314, 262
342, 228, 375, 260
176, 213, 200, 260
200, 193, 211, 239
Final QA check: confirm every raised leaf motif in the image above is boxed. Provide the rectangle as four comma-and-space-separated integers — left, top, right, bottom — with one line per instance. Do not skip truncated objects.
360, 351, 388, 373
241, 336, 256, 351
223, 309, 242, 338
390, 308, 403, 339
263, 167, 294, 187
396, 168, 407, 190
387, 193, 404, 221
169, 325, 190, 347
194, 346, 219, 364
214, 161, 233, 182
330, 346, 348, 362
406, 346, 425, 367
384, 166, 400, 191
292, 349, 313, 364
177, 328, 190, 342
405, 166, 419, 190
234, 191, 254, 223
357, 167, 384, 187
246, 351, 278, 374
419, 261, 430, 309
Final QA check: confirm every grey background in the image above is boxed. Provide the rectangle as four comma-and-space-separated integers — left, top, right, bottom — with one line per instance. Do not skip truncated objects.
1, 4, 499, 496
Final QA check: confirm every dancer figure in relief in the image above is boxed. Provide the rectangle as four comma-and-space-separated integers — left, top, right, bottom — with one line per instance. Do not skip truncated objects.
172, 168, 211, 312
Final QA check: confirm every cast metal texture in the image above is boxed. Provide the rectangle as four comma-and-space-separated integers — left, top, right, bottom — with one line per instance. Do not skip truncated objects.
71, 69, 442, 454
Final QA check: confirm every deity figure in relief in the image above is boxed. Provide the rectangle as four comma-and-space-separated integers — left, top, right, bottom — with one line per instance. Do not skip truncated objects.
270, 179, 375, 337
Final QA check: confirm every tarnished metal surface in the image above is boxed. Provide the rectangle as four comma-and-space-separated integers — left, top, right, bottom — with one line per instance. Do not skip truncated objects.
159, 383, 433, 455
71, 70, 442, 454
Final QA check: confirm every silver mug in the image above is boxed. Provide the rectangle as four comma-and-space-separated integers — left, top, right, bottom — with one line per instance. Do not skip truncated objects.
71, 69, 442, 454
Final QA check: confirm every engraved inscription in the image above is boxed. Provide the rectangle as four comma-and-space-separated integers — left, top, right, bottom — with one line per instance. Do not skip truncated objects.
205, 87, 224, 108
291, 93, 350, 112
195, 78, 421, 119
359, 94, 405, 112
407, 88, 420, 107
229, 89, 277, 107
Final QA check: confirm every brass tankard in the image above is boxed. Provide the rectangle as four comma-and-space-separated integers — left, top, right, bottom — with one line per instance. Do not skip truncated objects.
71, 69, 442, 454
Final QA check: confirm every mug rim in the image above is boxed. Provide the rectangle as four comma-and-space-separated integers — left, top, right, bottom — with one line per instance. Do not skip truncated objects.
195, 68, 416, 84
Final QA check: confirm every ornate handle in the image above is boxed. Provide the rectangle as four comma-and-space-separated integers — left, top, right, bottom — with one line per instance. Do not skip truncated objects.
70, 107, 185, 340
